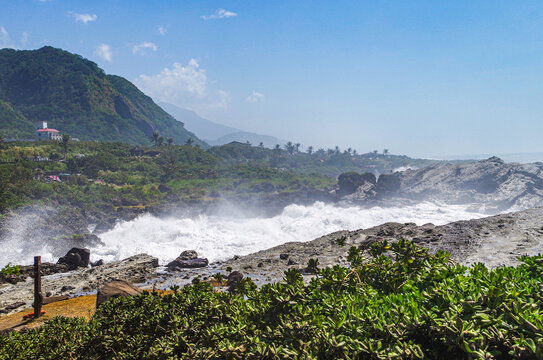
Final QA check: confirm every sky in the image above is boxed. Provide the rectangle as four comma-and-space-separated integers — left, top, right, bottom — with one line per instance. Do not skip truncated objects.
1, 0, 543, 158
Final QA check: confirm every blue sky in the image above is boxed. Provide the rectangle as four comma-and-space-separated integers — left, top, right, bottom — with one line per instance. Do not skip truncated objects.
1, 1, 543, 158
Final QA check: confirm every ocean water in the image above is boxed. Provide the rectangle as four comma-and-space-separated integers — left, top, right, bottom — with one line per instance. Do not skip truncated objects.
87, 201, 488, 265
0, 201, 491, 268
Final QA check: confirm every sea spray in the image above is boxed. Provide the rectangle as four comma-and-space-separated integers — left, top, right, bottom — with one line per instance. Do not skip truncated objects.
91, 201, 488, 265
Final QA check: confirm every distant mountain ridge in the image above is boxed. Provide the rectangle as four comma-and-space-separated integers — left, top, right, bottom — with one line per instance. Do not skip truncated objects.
0, 46, 204, 146
159, 102, 285, 148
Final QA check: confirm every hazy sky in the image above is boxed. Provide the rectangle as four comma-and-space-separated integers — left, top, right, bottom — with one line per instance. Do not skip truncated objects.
2, 1, 543, 158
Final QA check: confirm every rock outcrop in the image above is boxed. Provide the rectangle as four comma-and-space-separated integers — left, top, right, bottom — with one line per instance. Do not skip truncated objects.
166, 250, 209, 269
57, 248, 91, 269
341, 157, 543, 211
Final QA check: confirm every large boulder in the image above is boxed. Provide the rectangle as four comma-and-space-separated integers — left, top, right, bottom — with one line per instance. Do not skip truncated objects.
96, 280, 142, 307
337, 172, 376, 197
166, 250, 208, 269
57, 247, 90, 269
167, 258, 209, 269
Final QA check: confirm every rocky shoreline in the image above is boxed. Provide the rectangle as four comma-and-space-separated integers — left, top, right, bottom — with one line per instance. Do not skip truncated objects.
2, 205, 542, 317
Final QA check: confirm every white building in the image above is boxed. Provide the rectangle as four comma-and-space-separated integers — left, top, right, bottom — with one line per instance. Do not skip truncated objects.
35, 121, 62, 141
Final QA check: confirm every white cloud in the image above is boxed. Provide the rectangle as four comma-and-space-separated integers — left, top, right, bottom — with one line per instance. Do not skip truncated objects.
21, 31, 29, 45
201, 8, 237, 20
132, 41, 157, 55
216, 90, 231, 109
157, 25, 167, 35
69, 12, 97, 24
135, 60, 233, 112
245, 90, 264, 103
0, 26, 16, 49
93, 44, 112, 62
135, 59, 208, 104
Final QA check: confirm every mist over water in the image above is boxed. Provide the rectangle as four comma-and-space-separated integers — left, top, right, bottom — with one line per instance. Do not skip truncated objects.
91, 201, 488, 265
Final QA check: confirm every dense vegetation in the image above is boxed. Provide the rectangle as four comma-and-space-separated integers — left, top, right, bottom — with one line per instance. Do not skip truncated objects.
0, 46, 203, 146
1, 240, 541, 359
210, 141, 436, 177
0, 140, 334, 214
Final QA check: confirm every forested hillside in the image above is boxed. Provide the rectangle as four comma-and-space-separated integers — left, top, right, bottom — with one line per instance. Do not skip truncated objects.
0, 46, 203, 146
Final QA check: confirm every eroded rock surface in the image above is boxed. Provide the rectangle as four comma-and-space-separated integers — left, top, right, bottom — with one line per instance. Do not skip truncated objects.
341, 157, 543, 212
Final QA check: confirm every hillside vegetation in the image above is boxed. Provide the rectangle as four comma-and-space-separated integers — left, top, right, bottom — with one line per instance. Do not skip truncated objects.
0, 140, 334, 215
1, 240, 541, 359
0, 47, 203, 146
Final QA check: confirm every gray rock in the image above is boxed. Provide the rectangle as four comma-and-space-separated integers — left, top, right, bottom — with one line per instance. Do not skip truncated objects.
340, 157, 543, 211
91, 259, 104, 267
96, 280, 142, 307
179, 250, 198, 260
166, 258, 209, 269
57, 247, 90, 269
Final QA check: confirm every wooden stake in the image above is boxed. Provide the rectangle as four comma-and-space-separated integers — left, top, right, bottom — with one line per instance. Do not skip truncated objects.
33, 256, 43, 318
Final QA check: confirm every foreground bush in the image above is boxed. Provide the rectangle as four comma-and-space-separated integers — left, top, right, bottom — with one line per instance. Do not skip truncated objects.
1, 240, 542, 359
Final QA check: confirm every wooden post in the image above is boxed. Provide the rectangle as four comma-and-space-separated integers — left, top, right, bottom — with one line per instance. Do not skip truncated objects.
33, 256, 43, 318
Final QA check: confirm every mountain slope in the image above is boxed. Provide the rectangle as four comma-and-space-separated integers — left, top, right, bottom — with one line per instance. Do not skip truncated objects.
0, 46, 204, 146
159, 101, 285, 147
208, 131, 286, 148
159, 102, 239, 140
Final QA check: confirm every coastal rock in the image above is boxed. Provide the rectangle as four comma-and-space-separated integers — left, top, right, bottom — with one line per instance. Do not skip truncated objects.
96, 280, 142, 307
178, 250, 198, 260
57, 247, 90, 269
91, 259, 104, 267
341, 157, 543, 211
166, 258, 209, 269
337, 172, 376, 197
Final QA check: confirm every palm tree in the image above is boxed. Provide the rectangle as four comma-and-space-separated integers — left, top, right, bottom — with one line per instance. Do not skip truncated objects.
158, 136, 164, 146
258, 142, 264, 148
335, 146, 340, 155
61, 134, 70, 158
151, 131, 160, 147
167, 138, 174, 146
185, 137, 194, 146
274, 144, 281, 152
294, 143, 301, 153
307, 146, 313, 155
285, 141, 295, 155
383, 149, 389, 155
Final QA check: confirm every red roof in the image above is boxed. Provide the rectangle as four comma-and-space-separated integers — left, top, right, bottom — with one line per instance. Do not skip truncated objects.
36, 129, 59, 132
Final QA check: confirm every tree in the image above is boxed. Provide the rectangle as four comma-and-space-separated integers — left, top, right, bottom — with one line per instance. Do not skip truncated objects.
185, 137, 194, 146
61, 134, 70, 158
151, 131, 161, 147
307, 146, 313, 155
285, 141, 295, 155
158, 136, 164, 146
335, 146, 340, 155
294, 143, 301, 153
274, 144, 281, 152
258, 142, 264, 148
383, 149, 389, 155
167, 138, 174, 146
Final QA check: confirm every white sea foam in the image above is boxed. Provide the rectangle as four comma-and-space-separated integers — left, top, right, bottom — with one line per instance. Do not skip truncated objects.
89, 201, 489, 265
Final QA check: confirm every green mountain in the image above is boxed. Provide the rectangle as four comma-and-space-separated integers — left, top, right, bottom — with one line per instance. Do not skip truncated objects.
0, 46, 204, 146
